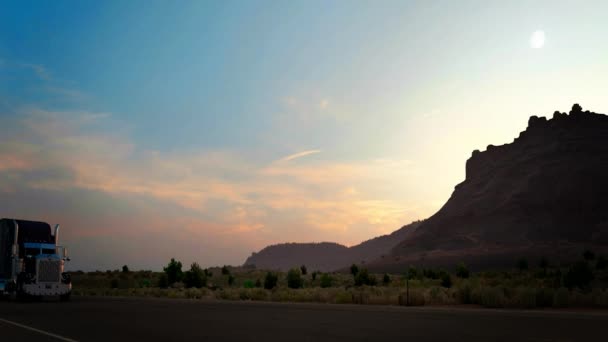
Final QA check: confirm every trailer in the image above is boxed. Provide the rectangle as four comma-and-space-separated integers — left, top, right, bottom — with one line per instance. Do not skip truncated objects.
0, 218, 72, 300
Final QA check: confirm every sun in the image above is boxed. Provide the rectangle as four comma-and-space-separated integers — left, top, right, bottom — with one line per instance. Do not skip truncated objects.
530, 30, 545, 49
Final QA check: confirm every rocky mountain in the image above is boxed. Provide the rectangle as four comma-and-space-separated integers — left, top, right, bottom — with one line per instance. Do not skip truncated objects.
243, 221, 421, 271
370, 104, 608, 271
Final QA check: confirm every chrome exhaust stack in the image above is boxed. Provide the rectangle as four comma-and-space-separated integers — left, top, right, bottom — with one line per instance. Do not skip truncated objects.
54, 224, 60, 244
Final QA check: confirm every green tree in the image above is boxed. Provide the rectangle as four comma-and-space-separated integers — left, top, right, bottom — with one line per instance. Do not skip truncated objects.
382, 273, 391, 285
354, 268, 377, 286
564, 260, 594, 290
264, 272, 278, 289
320, 273, 333, 288
228, 275, 235, 286
163, 258, 183, 285
407, 266, 418, 280
440, 273, 452, 288
243, 280, 255, 288
596, 255, 608, 270
311, 271, 318, 281
122, 265, 130, 273
157, 273, 169, 289
287, 268, 303, 289
583, 250, 595, 261
539, 257, 549, 270
255, 279, 262, 288
350, 264, 359, 276
517, 258, 529, 271
221, 265, 230, 275
183, 262, 206, 288
456, 263, 470, 278
300, 265, 308, 275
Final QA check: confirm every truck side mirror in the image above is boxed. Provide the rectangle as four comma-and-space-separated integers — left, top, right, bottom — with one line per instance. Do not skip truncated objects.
63, 247, 68, 259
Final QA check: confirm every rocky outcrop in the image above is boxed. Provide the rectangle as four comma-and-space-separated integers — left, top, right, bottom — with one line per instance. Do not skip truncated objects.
372, 104, 608, 271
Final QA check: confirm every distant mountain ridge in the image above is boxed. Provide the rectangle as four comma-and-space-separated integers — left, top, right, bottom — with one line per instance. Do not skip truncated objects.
243, 221, 421, 271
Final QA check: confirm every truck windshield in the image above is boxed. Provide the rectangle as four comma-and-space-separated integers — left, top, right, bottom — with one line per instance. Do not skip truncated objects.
25, 248, 40, 256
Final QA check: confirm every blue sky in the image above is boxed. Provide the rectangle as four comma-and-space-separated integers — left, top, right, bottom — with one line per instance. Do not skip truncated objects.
1, 1, 608, 270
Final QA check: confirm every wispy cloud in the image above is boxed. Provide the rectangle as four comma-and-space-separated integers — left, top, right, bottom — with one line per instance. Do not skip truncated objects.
279, 149, 321, 162
19, 63, 51, 80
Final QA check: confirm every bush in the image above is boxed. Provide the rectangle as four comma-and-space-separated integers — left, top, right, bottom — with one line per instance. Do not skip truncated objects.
512, 287, 536, 309
110, 278, 119, 289
479, 287, 505, 308
311, 271, 318, 281
583, 249, 595, 261
517, 258, 529, 271
354, 269, 377, 286
287, 268, 303, 289
407, 266, 418, 280
122, 265, 130, 273
456, 263, 470, 278
264, 272, 278, 290
440, 273, 452, 288
553, 287, 569, 308
350, 264, 359, 276
243, 280, 255, 289
158, 273, 169, 289
163, 258, 183, 285
255, 279, 262, 288
382, 273, 391, 285
399, 289, 425, 306
221, 265, 230, 275
300, 265, 307, 275
536, 288, 554, 307
183, 262, 206, 288
564, 260, 594, 290
320, 273, 333, 288
228, 275, 235, 286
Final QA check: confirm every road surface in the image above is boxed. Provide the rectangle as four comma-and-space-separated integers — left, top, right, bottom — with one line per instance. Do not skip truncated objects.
0, 296, 606, 341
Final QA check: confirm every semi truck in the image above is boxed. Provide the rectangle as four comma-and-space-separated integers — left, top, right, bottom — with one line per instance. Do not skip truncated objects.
0, 218, 72, 300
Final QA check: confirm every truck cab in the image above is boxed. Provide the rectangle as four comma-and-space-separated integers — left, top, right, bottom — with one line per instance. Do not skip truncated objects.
0, 218, 72, 300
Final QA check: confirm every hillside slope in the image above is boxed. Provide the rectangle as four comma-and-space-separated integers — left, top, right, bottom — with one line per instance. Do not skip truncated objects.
370, 104, 608, 271
243, 221, 421, 271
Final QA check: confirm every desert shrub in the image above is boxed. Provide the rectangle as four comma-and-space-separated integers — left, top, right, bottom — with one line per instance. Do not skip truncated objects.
287, 268, 303, 289
399, 289, 425, 306
350, 264, 359, 276
172, 281, 185, 289
511, 287, 536, 309
591, 289, 608, 307
185, 288, 203, 299
300, 265, 307, 275
158, 273, 169, 289
516, 258, 529, 271
478, 287, 505, 308
564, 260, 593, 290
243, 280, 255, 289
583, 249, 595, 261
221, 265, 230, 275
440, 273, 452, 288
427, 286, 449, 304
335, 290, 353, 304
407, 266, 418, 280
255, 279, 262, 288
163, 258, 183, 285
596, 255, 608, 270
228, 275, 235, 286
264, 272, 278, 289
320, 273, 333, 288
456, 283, 473, 304
311, 271, 318, 281
110, 278, 119, 289
553, 287, 569, 308
456, 263, 470, 278
536, 288, 554, 307
122, 265, 130, 273
355, 269, 377, 286
383, 273, 391, 285
183, 262, 206, 288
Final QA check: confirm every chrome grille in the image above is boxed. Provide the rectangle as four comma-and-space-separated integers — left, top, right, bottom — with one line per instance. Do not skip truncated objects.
37, 259, 61, 282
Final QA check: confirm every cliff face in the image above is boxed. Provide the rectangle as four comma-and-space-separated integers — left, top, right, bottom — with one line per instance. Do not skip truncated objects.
378, 105, 608, 270
243, 221, 421, 271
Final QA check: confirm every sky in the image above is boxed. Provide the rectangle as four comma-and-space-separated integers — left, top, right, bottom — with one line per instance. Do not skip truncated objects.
1, 1, 608, 271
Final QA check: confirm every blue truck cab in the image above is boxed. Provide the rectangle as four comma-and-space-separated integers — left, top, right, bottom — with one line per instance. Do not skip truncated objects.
0, 218, 72, 300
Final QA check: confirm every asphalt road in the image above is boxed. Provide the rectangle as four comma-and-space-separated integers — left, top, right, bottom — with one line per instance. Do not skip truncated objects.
0, 296, 606, 341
